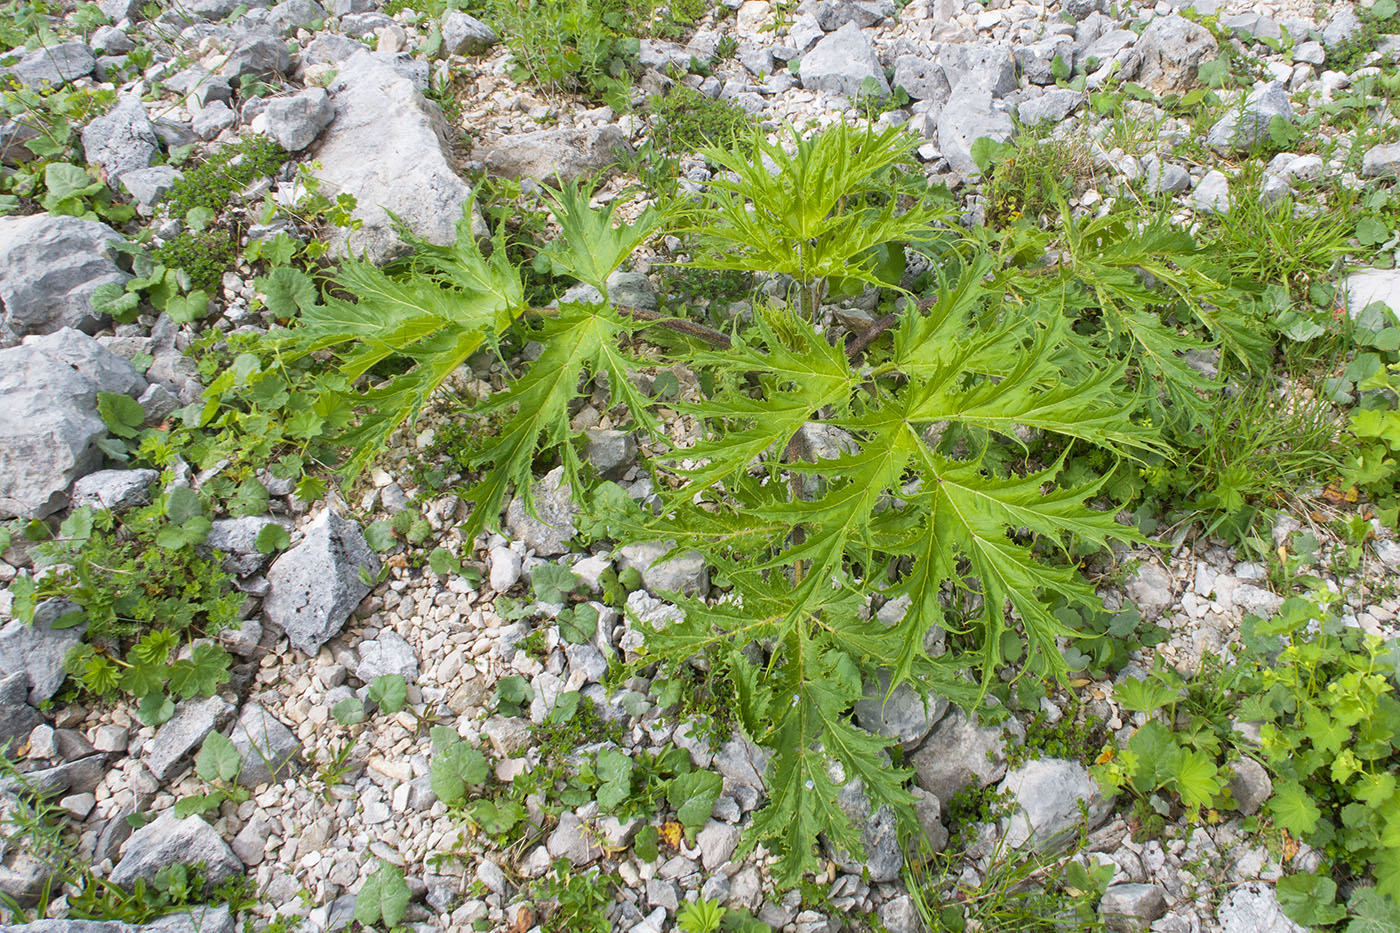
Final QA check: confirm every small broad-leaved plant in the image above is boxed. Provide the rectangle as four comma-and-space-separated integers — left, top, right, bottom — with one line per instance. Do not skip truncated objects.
274, 123, 1167, 886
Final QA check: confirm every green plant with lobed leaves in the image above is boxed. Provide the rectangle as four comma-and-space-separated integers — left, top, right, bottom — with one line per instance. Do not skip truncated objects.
266, 122, 1168, 885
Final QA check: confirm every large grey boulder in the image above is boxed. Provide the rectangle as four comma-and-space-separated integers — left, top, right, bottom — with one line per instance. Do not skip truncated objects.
0, 334, 144, 518
0, 600, 86, 705
263, 510, 379, 655
504, 466, 578, 557
227, 701, 300, 788
262, 87, 335, 151
1207, 82, 1293, 153
799, 22, 888, 98
109, 811, 242, 888
267, 0, 326, 33
616, 541, 709, 597
4, 42, 95, 90
312, 50, 475, 263
482, 125, 633, 184
891, 55, 949, 102
998, 758, 1111, 853
1134, 15, 1216, 93
23, 329, 146, 397
910, 706, 1021, 801
940, 43, 1016, 98
0, 214, 130, 340
71, 469, 159, 511
1362, 143, 1400, 178
828, 778, 902, 882
1099, 883, 1168, 932
1343, 268, 1400, 319
1216, 882, 1305, 933
937, 87, 1013, 176
853, 671, 947, 750
441, 11, 497, 55
144, 695, 235, 782
200, 516, 288, 576
80, 95, 159, 186
1017, 89, 1084, 125
0, 672, 43, 757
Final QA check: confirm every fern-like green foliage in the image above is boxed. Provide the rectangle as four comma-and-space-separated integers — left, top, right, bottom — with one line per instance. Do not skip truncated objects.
686, 122, 947, 316
298, 124, 1169, 889
636, 266, 1158, 884
1000, 208, 1266, 426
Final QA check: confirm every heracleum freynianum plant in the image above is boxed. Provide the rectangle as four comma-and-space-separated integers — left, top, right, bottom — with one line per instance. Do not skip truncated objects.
274, 122, 1165, 884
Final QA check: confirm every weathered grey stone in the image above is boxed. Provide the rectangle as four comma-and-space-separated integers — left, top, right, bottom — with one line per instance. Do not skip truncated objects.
1344, 268, 1400, 319
937, 87, 1013, 176
892, 55, 948, 102
998, 758, 1111, 853
799, 22, 888, 98
1320, 7, 1361, 50
879, 895, 919, 933
505, 466, 578, 557
801, 0, 890, 31
561, 269, 658, 310
1363, 143, 1400, 178
221, 34, 290, 81
853, 670, 947, 750
5, 42, 95, 90
713, 733, 770, 805
697, 820, 740, 871
0, 906, 236, 933
191, 100, 236, 140
1145, 160, 1191, 195
232, 814, 271, 865
97, 0, 143, 20
145, 695, 235, 782
227, 700, 300, 788
0, 672, 42, 757
830, 778, 902, 882
267, 0, 325, 33
941, 43, 1017, 98
546, 811, 602, 866
909, 785, 947, 854
301, 33, 367, 67
80, 96, 159, 185
441, 11, 497, 55
90, 25, 134, 55
1134, 16, 1216, 93
1100, 883, 1168, 932
1192, 170, 1230, 215
262, 87, 334, 151
910, 706, 1020, 801
0, 848, 54, 907
313, 50, 475, 264
1016, 89, 1084, 125
23, 329, 145, 397
110, 811, 242, 889
1228, 757, 1272, 815
356, 630, 419, 683
1125, 563, 1173, 619
0, 754, 105, 797
1208, 82, 1293, 153
584, 429, 637, 481
0, 600, 86, 704
0, 338, 142, 518
1216, 882, 1305, 933
201, 516, 286, 577
482, 125, 633, 183
264, 509, 379, 655
0, 215, 130, 340
617, 540, 709, 597
120, 165, 180, 212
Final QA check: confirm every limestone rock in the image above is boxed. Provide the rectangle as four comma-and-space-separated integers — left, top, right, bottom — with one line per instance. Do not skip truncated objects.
80, 95, 159, 186
505, 466, 578, 557
0, 600, 86, 705
1134, 15, 1216, 93
110, 811, 242, 888
0, 214, 130, 340
482, 125, 633, 184
227, 700, 300, 788
264, 510, 379, 655
998, 758, 1112, 853
263, 87, 335, 151
313, 50, 476, 263
799, 22, 888, 99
